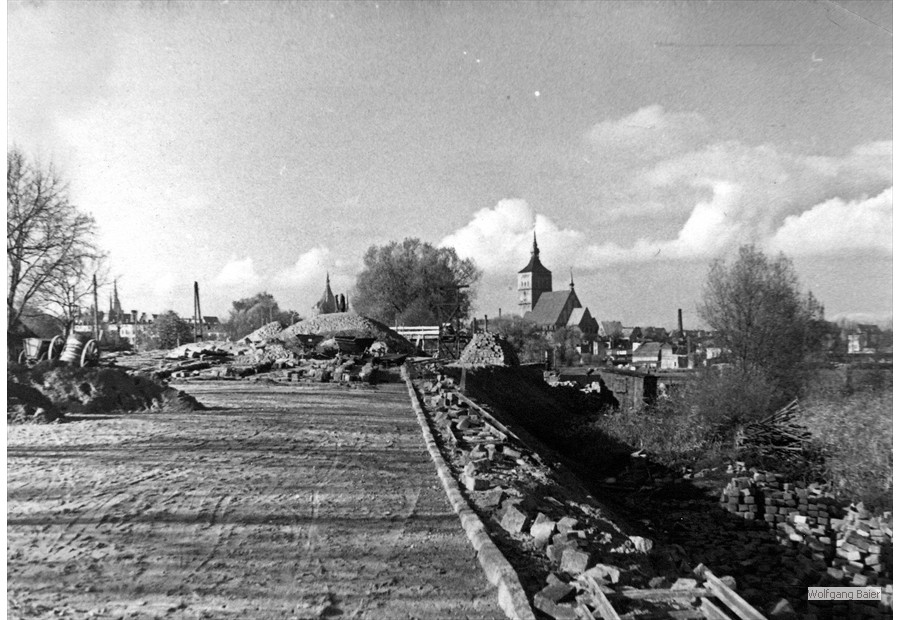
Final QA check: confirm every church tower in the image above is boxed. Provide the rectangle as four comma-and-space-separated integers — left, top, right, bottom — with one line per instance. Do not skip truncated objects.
517, 232, 553, 315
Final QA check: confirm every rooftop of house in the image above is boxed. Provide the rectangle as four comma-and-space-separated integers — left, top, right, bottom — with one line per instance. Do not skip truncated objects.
525, 289, 579, 326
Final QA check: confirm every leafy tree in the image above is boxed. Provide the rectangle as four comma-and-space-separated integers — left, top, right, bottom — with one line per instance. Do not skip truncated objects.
490, 314, 548, 363
353, 238, 481, 326
552, 326, 585, 367
699, 245, 820, 400
223, 292, 297, 339
7, 149, 102, 330
139, 311, 193, 350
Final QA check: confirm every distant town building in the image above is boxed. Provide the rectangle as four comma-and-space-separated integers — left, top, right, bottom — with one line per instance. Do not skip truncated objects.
846, 324, 882, 354
313, 274, 338, 315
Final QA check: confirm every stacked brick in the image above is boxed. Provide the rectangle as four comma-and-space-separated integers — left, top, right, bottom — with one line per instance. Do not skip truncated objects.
719, 468, 893, 617
457, 333, 519, 367
829, 505, 892, 588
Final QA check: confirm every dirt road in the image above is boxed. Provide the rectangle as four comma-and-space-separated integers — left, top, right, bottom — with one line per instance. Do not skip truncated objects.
8, 381, 506, 620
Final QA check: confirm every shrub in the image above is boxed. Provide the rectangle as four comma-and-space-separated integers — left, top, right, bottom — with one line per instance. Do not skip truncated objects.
596, 400, 719, 470
797, 389, 892, 511
684, 365, 779, 440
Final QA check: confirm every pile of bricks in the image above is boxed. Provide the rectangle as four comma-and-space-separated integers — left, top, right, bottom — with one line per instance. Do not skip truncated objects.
457, 332, 519, 367
719, 468, 893, 597
829, 504, 893, 587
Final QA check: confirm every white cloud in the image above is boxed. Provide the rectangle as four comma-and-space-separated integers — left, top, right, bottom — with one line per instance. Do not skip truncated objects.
214, 257, 261, 289
586, 104, 709, 163
439, 199, 583, 274
768, 187, 892, 256
274, 246, 333, 287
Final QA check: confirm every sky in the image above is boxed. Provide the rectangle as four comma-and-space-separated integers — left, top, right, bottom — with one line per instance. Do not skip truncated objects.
7, 1, 893, 329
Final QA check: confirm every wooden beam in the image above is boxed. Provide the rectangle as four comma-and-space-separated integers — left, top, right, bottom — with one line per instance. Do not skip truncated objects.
577, 574, 621, 620
694, 564, 766, 620
698, 597, 731, 620
610, 588, 710, 602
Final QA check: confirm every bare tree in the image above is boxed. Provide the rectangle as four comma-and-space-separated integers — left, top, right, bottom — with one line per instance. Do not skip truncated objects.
699, 244, 818, 399
42, 257, 109, 335
7, 149, 102, 330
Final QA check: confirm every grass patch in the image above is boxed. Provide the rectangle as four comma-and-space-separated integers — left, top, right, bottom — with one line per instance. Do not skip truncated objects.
797, 389, 892, 512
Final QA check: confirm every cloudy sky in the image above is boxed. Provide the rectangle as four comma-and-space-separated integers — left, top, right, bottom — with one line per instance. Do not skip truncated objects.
8, 1, 892, 328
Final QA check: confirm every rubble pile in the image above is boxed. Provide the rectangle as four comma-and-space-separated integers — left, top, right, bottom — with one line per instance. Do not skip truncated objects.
718, 469, 892, 616
411, 367, 813, 619
279, 312, 416, 355
243, 321, 286, 343
456, 332, 519, 367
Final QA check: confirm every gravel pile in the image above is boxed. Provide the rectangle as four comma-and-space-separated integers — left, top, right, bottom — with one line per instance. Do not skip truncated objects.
279, 312, 416, 354
244, 321, 286, 343
458, 332, 519, 367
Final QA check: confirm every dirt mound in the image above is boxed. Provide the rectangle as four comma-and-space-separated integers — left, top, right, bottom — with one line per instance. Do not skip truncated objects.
7, 376, 64, 424
457, 332, 519, 366
244, 321, 285, 343
7, 363, 203, 416
279, 312, 416, 354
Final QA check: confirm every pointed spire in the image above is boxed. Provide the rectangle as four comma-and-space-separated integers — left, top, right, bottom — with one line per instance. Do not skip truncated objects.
569, 268, 575, 291
532, 230, 540, 256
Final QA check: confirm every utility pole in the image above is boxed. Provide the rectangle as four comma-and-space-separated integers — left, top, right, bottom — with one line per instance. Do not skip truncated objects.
92, 274, 99, 341
193, 281, 204, 342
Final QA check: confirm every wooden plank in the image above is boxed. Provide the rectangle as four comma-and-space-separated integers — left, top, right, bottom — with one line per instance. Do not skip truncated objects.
610, 588, 710, 602
667, 610, 706, 619
577, 574, 621, 620
694, 564, 766, 620
573, 601, 596, 620
698, 597, 731, 620
457, 393, 521, 444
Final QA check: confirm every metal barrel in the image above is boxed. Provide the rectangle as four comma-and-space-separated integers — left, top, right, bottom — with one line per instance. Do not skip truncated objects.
59, 333, 88, 364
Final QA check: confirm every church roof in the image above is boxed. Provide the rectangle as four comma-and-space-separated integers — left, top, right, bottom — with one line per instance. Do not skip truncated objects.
524, 289, 580, 327
518, 232, 552, 275
518, 253, 552, 275
313, 274, 337, 314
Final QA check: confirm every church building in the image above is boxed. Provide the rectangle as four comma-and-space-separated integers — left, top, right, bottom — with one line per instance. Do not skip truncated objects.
517, 234, 599, 337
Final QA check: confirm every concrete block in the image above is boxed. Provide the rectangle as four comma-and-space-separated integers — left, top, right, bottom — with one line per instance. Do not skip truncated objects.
502, 447, 522, 459
584, 563, 621, 584
670, 577, 697, 590
500, 505, 528, 535
628, 535, 654, 553
559, 547, 590, 575
556, 516, 579, 534
530, 512, 556, 547
547, 540, 578, 564
463, 473, 491, 491
535, 580, 574, 605
769, 598, 796, 618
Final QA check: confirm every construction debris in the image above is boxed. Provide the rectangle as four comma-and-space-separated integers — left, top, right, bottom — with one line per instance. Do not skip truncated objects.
456, 332, 519, 367
279, 312, 417, 355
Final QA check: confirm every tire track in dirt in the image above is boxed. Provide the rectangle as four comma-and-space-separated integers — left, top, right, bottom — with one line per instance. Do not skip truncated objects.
8, 381, 508, 620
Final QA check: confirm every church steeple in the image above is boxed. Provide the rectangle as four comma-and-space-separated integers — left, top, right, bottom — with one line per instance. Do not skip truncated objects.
313, 273, 337, 315
517, 230, 553, 315
569, 268, 575, 291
